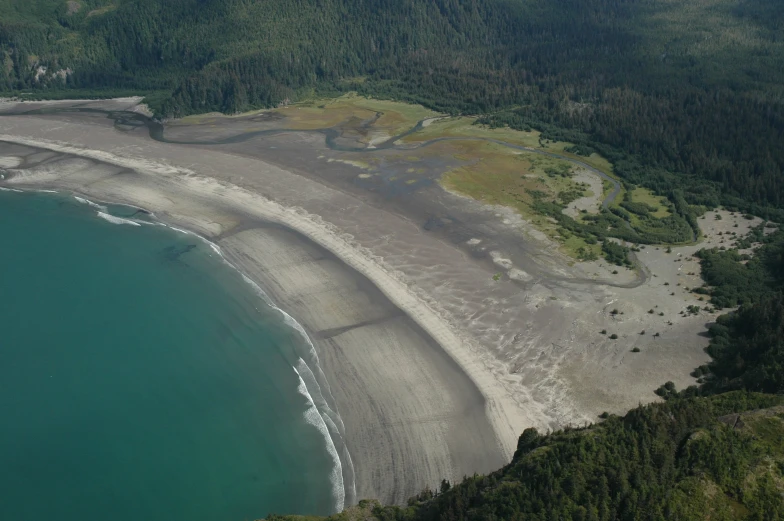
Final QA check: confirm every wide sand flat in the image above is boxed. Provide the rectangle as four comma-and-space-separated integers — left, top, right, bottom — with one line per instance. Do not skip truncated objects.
0, 115, 517, 507
0, 100, 724, 506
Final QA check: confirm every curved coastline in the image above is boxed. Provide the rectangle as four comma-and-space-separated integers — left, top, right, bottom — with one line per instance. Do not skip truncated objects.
71, 192, 356, 512
0, 130, 519, 504
16, 188, 354, 512
0, 99, 716, 507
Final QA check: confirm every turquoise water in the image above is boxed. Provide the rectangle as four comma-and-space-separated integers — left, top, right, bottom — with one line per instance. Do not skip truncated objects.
0, 190, 337, 520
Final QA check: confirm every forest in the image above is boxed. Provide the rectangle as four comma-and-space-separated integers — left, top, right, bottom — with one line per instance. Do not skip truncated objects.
695, 292, 784, 396
360, 394, 784, 521
1, 0, 784, 220
696, 224, 784, 308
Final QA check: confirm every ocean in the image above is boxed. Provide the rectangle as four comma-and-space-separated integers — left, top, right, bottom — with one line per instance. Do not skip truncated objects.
0, 189, 340, 520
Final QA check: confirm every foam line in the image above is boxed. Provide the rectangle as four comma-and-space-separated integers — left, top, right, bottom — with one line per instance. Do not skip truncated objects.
294, 358, 346, 513
74, 196, 108, 212
96, 211, 141, 226
151, 220, 356, 510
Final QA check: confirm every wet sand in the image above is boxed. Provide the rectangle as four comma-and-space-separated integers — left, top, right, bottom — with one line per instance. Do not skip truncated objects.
0, 98, 718, 505
0, 110, 517, 506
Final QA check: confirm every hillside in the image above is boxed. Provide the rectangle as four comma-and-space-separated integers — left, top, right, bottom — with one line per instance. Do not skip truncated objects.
267, 393, 784, 521
2, 0, 784, 216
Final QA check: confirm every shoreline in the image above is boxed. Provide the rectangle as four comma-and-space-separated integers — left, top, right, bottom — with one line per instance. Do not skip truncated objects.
72, 191, 356, 512
0, 188, 347, 518
0, 98, 722, 507
0, 130, 519, 505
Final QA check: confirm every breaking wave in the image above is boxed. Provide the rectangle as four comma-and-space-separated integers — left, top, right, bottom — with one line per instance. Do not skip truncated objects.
157, 223, 355, 512
74, 196, 108, 212
294, 358, 346, 513
96, 211, 141, 226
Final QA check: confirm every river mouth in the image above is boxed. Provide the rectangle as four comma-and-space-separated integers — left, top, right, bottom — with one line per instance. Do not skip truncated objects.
1, 104, 621, 207
0, 100, 647, 289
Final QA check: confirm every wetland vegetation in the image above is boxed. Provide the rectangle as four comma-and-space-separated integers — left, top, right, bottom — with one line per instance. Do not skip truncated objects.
4, 0, 783, 268
168, 95, 697, 266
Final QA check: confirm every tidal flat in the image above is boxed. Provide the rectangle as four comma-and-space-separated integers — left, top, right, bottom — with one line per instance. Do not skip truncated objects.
0, 96, 728, 508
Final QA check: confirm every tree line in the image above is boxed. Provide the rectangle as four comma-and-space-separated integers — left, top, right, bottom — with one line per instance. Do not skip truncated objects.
2, 0, 784, 217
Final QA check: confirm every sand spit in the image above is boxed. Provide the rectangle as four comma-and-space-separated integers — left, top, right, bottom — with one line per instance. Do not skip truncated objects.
0, 100, 728, 506
0, 128, 518, 505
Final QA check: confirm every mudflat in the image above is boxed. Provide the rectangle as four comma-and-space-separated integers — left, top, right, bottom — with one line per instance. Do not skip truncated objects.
0, 97, 723, 504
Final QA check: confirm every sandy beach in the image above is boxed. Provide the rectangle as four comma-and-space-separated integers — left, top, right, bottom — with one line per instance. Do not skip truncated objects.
0, 99, 733, 506
0, 108, 519, 506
